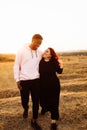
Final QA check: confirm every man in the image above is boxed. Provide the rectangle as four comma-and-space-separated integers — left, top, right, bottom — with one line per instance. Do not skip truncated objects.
14, 34, 43, 130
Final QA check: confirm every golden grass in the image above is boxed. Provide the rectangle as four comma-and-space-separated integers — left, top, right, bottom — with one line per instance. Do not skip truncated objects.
0, 51, 87, 130
0, 54, 15, 62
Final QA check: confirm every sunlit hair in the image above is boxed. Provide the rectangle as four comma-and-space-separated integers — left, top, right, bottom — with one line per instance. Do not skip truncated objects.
48, 47, 59, 61
32, 34, 43, 40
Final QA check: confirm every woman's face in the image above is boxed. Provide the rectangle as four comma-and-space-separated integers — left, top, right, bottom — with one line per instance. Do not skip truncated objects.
42, 48, 51, 59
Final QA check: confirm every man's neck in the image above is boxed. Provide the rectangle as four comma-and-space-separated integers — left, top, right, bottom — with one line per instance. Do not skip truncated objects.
29, 44, 36, 50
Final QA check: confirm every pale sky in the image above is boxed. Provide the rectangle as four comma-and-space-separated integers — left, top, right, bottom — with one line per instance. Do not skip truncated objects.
0, 0, 87, 53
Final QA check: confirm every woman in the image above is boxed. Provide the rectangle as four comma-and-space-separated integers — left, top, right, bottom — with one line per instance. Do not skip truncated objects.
39, 47, 63, 130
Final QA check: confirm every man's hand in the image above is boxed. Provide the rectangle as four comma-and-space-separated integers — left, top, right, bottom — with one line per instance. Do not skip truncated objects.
16, 81, 22, 90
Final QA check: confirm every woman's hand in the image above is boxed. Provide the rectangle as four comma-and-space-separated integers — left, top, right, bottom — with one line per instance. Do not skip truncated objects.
58, 59, 63, 68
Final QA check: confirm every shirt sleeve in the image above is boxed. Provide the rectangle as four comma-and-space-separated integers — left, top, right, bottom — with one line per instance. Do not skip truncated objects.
13, 49, 22, 82
54, 60, 63, 74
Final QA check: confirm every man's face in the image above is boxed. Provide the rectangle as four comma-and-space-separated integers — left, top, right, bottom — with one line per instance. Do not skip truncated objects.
32, 39, 42, 50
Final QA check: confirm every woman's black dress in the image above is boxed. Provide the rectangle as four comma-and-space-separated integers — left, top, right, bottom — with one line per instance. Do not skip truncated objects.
39, 59, 63, 120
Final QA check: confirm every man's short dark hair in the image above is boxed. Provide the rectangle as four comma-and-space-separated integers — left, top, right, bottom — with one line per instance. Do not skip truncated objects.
32, 34, 43, 40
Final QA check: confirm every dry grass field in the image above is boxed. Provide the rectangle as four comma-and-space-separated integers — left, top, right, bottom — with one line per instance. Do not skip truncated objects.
0, 51, 87, 130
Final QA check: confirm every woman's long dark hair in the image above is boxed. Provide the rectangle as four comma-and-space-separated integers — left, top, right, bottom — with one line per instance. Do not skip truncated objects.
48, 47, 59, 66
48, 47, 59, 60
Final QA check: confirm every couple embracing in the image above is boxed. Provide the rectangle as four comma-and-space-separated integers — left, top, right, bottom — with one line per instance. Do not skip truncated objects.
14, 34, 63, 130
